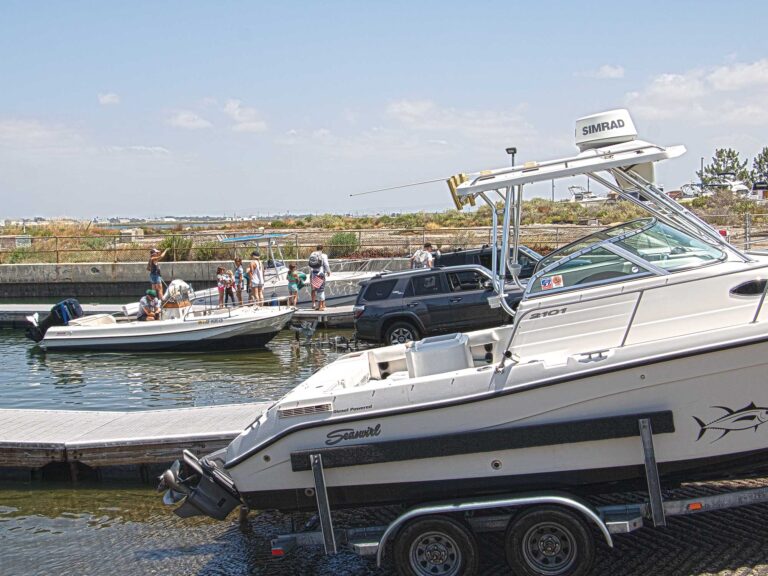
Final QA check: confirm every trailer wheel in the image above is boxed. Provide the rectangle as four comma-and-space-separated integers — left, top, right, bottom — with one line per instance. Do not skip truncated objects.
393, 515, 478, 576
505, 506, 595, 576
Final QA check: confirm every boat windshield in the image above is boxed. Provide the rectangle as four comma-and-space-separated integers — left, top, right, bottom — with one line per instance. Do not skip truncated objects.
527, 218, 725, 296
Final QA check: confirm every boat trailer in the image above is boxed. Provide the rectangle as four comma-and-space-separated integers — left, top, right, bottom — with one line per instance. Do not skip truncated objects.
264, 417, 768, 576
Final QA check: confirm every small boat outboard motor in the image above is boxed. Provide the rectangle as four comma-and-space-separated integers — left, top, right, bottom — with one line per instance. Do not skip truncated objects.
26, 298, 84, 342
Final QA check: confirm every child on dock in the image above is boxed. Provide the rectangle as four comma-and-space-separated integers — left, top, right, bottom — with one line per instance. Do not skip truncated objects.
286, 264, 306, 306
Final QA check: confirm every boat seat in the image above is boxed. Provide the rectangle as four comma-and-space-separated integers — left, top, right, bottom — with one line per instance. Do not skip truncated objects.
406, 333, 473, 378
368, 346, 408, 380
466, 326, 513, 365
386, 371, 410, 382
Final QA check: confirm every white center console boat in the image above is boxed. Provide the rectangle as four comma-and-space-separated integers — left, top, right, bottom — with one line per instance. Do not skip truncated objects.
160, 110, 768, 529
27, 280, 294, 352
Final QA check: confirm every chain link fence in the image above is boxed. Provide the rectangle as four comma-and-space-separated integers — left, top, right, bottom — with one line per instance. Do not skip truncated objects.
2, 216, 767, 265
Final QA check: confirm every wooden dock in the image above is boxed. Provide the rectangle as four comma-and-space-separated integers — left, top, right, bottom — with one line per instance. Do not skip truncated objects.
0, 303, 354, 328
0, 402, 270, 480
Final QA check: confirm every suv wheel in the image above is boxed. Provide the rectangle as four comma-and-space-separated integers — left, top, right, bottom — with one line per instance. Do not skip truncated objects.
385, 321, 420, 345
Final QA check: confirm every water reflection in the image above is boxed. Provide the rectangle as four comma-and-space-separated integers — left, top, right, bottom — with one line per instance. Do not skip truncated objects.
1, 329, 354, 411
0, 483, 383, 576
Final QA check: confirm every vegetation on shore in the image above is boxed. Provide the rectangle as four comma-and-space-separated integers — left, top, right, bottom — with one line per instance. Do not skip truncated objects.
0, 191, 764, 264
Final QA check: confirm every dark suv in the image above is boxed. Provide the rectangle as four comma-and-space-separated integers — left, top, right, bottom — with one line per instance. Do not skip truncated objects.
354, 265, 526, 345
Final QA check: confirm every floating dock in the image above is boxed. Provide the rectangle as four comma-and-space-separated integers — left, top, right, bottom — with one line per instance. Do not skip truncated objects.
0, 402, 270, 481
0, 303, 354, 329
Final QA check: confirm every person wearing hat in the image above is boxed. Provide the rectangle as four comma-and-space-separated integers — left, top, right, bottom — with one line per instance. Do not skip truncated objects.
137, 289, 161, 321
248, 251, 265, 305
147, 247, 168, 299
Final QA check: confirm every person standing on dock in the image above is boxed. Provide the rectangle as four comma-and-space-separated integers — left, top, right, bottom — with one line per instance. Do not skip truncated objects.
216, 266, 227, 307
249, 251, 265, 305
224, 269, 237, 306
308, 244, 330, 311
233, 258, 244, 304
286, 263, 307, 306
147, 247, 168, 299
137, 289, 161, 321
411, 242, 434, 269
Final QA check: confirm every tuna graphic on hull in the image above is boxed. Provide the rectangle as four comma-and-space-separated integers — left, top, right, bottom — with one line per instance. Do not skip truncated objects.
693, 403, 768, 442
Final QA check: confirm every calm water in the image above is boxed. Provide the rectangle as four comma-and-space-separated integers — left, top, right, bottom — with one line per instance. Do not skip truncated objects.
0, 327, 383, 576
0, 328, 350, 411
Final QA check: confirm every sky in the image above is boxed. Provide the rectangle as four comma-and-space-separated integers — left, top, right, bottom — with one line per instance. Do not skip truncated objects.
1, 0, 767, 219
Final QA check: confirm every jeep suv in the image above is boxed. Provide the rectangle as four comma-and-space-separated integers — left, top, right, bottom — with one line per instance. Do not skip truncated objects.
354, 265, 526, 345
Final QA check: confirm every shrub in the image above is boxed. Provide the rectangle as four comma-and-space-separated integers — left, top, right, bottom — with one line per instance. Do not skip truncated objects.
328, 231, 359, 258
159, 235, 193, 261
195, 241, 229, 261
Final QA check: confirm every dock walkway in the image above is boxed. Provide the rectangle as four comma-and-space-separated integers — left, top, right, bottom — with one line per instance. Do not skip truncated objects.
0, 402, 270, 478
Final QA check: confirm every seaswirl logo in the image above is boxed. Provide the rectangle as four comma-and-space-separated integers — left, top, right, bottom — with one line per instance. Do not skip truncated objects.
325, 424, 382, 446
582, 119, 625, 136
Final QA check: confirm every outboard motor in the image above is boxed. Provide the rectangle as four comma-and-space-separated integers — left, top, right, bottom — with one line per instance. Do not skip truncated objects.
26, 298, 84, 342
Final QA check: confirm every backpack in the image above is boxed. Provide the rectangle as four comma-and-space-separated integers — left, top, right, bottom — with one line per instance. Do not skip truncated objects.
308, 252, 322, 269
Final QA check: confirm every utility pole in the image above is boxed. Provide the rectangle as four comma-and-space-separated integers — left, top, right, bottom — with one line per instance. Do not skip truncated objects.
551, 179, 555, 202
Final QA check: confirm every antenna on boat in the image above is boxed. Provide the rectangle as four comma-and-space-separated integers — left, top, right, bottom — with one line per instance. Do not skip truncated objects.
348, 177, 449, 197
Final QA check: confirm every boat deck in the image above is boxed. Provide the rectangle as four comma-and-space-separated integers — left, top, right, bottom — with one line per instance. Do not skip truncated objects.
0, 402, 270, 474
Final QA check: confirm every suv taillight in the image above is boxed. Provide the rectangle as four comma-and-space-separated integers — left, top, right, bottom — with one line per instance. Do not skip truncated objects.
353, 305, 365, 319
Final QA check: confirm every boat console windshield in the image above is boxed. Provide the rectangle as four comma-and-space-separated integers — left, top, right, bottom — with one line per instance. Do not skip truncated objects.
526, 218, 727, 296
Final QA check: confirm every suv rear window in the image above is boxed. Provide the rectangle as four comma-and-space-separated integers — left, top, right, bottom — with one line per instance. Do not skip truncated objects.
363, 279, 397, 301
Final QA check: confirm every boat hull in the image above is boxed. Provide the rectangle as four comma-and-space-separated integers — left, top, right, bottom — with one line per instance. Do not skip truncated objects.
240, 447, 768, 512
223, 334, 768, 512
40, 309, 294, 352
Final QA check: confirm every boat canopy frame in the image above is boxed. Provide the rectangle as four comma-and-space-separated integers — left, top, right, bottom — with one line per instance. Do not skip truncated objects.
450, 139, 752, 319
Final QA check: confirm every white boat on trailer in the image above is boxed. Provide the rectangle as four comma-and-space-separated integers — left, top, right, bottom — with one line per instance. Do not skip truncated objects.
27, 280, 294, 352
159, 109, 768, 574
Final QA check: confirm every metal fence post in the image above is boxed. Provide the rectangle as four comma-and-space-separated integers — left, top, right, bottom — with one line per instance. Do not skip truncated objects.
113, 236, 118, 263
55, 236, 59, 264
745, 212, 752, 250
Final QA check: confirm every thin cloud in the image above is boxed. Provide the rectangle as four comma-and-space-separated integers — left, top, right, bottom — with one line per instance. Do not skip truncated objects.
166, 111, 212, 130
707, 59, 768, 91
97, 92, 120, 105
626, 58, 768, 124
106, 145, 170, 156
0, 119, 84, 153
223, 99, 267, 133
386, 99, 536, 143
591, 65, 625, 79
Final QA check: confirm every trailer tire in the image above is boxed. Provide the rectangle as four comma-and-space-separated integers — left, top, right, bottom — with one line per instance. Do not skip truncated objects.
505, 506, 595, 576
393, 515, 478, 576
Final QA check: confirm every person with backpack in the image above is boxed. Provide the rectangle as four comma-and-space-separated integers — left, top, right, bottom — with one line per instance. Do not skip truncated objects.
308, 244, 330, 310
410, 242, 434, 269
286, 263, 307, 306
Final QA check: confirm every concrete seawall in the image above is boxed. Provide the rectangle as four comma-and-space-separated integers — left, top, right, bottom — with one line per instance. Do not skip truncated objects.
0, 259, 409, 298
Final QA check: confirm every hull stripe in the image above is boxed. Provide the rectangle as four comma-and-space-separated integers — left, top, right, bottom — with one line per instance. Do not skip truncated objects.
290, 410, 674, 471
